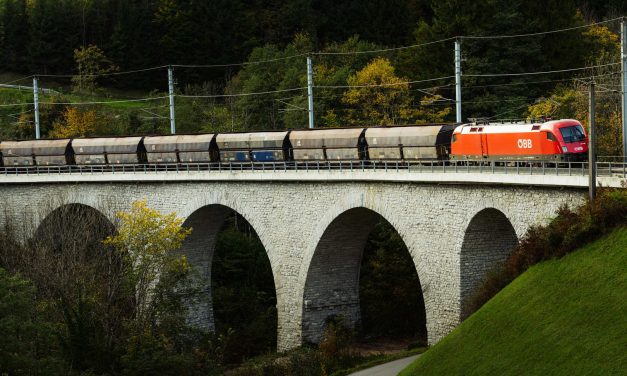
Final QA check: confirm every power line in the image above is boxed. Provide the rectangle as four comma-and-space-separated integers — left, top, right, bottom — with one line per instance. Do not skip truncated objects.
464, 62, 621, 78
313, 37, 456, 56
0, 75, 34, 85
462, 17, 623, 40
9, 17, 622, 80
316, 76, 455, 89
172, 53, 310, 68
0, 102, 31, 108
36, 65, 168, 78
464, 71, 622, 89
177, 87, 307, 99
38, 96, 170, 105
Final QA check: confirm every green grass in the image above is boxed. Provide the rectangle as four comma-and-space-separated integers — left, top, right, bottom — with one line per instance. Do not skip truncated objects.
401, 227, 627, 376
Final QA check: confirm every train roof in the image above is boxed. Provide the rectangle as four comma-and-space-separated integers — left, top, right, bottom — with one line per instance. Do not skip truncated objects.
455, 119, 583, 134
72, 137, 143, 154
365, 126, 443, 147
144, 134, 215, 152
0, 139, 71, 156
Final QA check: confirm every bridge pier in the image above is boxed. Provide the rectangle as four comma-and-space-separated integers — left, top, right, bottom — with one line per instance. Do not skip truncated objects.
0, 179, 587, 352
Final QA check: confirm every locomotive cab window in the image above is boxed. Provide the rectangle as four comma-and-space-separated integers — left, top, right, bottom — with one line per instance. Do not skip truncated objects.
546, 132, 556, 141
452, 134, 457, 142
559, 125, 585, 143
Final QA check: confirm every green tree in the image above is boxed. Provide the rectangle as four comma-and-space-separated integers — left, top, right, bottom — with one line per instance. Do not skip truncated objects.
359, 220, 427, 342
72, 44, 118, 93
0, 268, 65, 375
212, 215, 277, 364
527, 25, 623, 156
0, 0, 29, 71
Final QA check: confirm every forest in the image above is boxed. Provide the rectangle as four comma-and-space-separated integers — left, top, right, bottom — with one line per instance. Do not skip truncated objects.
0, 0, 625, 154
0, 1, 626, 375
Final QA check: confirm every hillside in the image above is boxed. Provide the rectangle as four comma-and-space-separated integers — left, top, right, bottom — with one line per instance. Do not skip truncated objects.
400, 227, 627, 376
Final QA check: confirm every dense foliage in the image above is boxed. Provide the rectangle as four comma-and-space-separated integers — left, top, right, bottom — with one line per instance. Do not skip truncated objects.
0, 0, 625, 147
211, 215, 278, 364
464, 188, 627, 318
0, 201, 222, 375
359, 220, 426, 342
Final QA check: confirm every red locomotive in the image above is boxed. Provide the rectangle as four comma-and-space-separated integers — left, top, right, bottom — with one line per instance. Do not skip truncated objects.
450, 119, 588, 162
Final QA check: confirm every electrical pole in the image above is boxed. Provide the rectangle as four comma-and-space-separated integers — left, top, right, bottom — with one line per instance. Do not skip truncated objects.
621, 18, 627, 161
455, 38, 462, 123
33, 76, 40, 139
307, 55, 315, 129
168, 66, 176, 135
589, 82, 596, 201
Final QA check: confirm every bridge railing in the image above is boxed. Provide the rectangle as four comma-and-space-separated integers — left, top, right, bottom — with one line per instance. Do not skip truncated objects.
0, 160, 626, 178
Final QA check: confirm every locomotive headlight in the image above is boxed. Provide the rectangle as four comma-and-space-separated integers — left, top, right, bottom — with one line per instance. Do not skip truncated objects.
562, 146, 568, 153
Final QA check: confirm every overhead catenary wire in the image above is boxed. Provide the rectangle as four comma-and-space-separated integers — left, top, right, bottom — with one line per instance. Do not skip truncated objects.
313, 37, 456, 56
464, 62, 621, 78
316, 76, 456, 89
464, 72, 622, 89
38, 96, 170, 105
36, 65, 169, 78
172, 53, 310, 68
11, 17, 621, 80
461, 17, 623, 40
0, 75, 34, 85
177, 87, 307, 99
0, 66, 619, 110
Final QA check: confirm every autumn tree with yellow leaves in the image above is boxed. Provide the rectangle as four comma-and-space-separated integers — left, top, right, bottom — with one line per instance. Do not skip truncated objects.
48, 107, 100, 138
104, 199, 193, 330
338, 57, 451, 126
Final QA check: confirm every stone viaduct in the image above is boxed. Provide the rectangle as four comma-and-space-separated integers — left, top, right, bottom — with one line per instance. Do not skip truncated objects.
1, 168, 619, 351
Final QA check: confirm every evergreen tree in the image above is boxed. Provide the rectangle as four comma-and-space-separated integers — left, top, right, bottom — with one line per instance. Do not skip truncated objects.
0, 0, 29, 71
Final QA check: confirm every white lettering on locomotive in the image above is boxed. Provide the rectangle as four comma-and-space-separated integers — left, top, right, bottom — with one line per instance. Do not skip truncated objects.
517, 139, 533, 149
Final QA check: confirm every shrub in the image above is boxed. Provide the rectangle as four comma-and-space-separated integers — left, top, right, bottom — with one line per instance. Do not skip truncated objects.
0, 268, 65, 375
464, 188, 627, 317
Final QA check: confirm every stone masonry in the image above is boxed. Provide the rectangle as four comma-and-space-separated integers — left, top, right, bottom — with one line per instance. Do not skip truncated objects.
0, 180, 586, 351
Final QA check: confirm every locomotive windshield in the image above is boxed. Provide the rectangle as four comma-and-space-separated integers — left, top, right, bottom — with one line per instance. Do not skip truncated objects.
559, 125, 585, 143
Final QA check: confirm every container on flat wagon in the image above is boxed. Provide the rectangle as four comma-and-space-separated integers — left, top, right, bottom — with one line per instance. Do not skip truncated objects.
72, 137, 144, 164
0, 139, 72, 166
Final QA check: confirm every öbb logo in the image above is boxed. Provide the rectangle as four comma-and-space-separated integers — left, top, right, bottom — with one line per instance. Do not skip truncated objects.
517, 139, 533, 149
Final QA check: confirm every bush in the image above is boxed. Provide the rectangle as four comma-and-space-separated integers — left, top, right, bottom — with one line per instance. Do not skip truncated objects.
464, 188, 627, 317
0, 268, 65, 375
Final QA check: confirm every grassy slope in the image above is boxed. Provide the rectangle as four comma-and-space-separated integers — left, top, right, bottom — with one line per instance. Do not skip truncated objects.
401, 227, 627, 376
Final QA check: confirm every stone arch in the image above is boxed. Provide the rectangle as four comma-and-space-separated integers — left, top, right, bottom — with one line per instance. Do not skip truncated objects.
301, 206, 426, 344
34, 203, 115, 248
178, 203, 278, 334
29, 193, 117, 239
31, 203, 117, 294
459, 207, 518, 312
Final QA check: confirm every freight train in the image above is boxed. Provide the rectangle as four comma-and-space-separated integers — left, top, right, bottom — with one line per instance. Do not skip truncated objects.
0, 119, 588, 167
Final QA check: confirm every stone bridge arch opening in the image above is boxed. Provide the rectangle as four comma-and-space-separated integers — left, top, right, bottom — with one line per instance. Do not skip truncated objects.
30, 203, 117, 297
34, 203, 115, 254
302, 207, 427, 346
460, 208, 518, 315
180, 204, 277, 358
